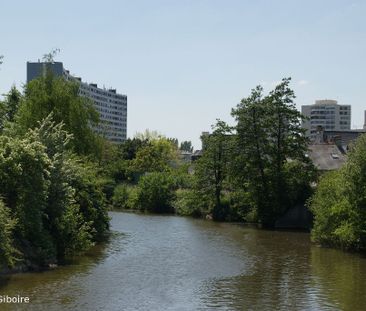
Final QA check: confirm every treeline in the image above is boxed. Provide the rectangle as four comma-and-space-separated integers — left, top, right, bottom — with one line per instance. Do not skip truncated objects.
0, 72, 109, 270
110, 78, 317, 227
1, 55, 363, 269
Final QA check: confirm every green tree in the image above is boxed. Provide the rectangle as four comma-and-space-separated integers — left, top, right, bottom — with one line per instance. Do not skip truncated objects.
119, 138, 150, 160
311, 134, 366, 250
132, 138, 178, 173
232, 78, 314, 226
15, 74, 100, 156
0, 114, 109, 264
0, 199, 18, 268
3, 86, 22, 121
0, 131, 54, 262
194, 120, 233, 220
231, 85, 271, 223
135, 172, 176, 213
32, 115, 96, 257
167, 137, 178, 148
0, 86, 22, 130
180, 140, 194, 152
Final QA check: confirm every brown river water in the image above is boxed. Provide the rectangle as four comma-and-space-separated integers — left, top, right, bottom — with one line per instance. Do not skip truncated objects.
1, 211, 366, 311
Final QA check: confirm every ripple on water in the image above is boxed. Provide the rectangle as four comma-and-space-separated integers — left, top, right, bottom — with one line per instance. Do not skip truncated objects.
1, 212, 366, 311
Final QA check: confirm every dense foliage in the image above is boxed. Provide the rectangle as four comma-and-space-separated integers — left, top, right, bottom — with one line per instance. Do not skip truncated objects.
231, 79, 315, 226
109, 79, 315, 228
194, 120, 234, 220
0, 63, 335, 268
15, 72, 101, 156
311, 135, 366, 250
0, 115, 109, 268
134, 172, 176, 213
0, 63, 110, 269
0, 199, 17, 267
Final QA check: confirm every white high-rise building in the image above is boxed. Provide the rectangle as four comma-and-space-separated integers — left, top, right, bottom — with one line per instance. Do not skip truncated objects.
301, 100, 351, 141
27, 61, 127, 143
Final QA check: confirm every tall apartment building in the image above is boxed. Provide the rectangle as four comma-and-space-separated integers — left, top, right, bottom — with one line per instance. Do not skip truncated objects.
301, 100, 351, 141
27, 61, 127, 143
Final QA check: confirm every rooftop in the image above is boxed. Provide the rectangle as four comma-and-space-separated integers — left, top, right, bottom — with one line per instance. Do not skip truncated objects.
307, 144, 346, 171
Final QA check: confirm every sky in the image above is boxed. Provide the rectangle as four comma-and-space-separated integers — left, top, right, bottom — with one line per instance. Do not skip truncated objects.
1, 0, 366, 149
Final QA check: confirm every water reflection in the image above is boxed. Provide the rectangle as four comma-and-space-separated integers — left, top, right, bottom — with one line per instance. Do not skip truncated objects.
0, 232, 118, 311
0, 212, 365, 311
310, 247, 366, 311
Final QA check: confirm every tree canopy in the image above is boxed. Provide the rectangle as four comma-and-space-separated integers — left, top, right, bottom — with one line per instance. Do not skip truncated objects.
231, 78, 315, 226
15, 74, 101, 156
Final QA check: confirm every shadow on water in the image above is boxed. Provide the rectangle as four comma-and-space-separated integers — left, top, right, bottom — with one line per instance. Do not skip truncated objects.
1, 212, 366, 311
0, 230, 125, 292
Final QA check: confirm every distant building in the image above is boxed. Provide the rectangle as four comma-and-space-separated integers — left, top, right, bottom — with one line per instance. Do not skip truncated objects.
179, 150, 193, 163
27, 61, 127, 143
302, 100, 351, 141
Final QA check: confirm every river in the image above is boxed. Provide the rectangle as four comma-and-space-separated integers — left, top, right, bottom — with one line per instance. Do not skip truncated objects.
1, 211, 366, 311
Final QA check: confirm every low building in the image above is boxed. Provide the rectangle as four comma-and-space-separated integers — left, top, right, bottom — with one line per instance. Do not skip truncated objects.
323, 129, 365, 150
179, 150, 193, 163
307, 144, 346, 171
27, 61, 127, 143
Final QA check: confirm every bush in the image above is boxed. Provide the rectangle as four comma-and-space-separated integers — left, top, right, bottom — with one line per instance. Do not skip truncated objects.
311, 135, 366, 251
173, 189, 204, 217
135, 172, 176, 213
0, 115, 110, 265
112, 184, 129, 209
69, 161, 109, 241
0, 199, 17, 268
310, 171, 355, 249
0, 134, 54, 263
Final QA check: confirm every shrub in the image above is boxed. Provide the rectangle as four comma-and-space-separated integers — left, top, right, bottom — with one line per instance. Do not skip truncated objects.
112, 184, 129, 209
173, 189, 203, 217
311, 134, 366, 251
0, 199, 17, 268
135, 172, 176, 213
0, 115, 110, 265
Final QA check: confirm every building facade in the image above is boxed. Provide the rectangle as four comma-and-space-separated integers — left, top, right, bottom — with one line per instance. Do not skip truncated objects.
27, 61, 127, 143
301, 100, 351, 141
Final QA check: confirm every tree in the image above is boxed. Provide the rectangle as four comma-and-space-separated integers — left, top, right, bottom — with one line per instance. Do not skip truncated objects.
2, 86, 21, 121
232, 78, 314, 227
194, 120, 233, 220
1, 86, 22, 131
134, 129, 163, 141
32, 115, 97, 257
0, 114, 109, 264
118, 138, 150, 160
42, 48, 60, 62
167, 137, 178, 148
0, 199, 17, 268
135, 172, 176, 213
180, 140, 193, 152
231, 85, 272, 224
0, 130, 53, 262
132, 138, 178, 173
15, 73, 101, 156
311, 134, 366, 250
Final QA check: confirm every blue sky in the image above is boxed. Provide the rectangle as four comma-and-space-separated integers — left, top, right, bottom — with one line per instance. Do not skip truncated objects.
1, 0, 366, 149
